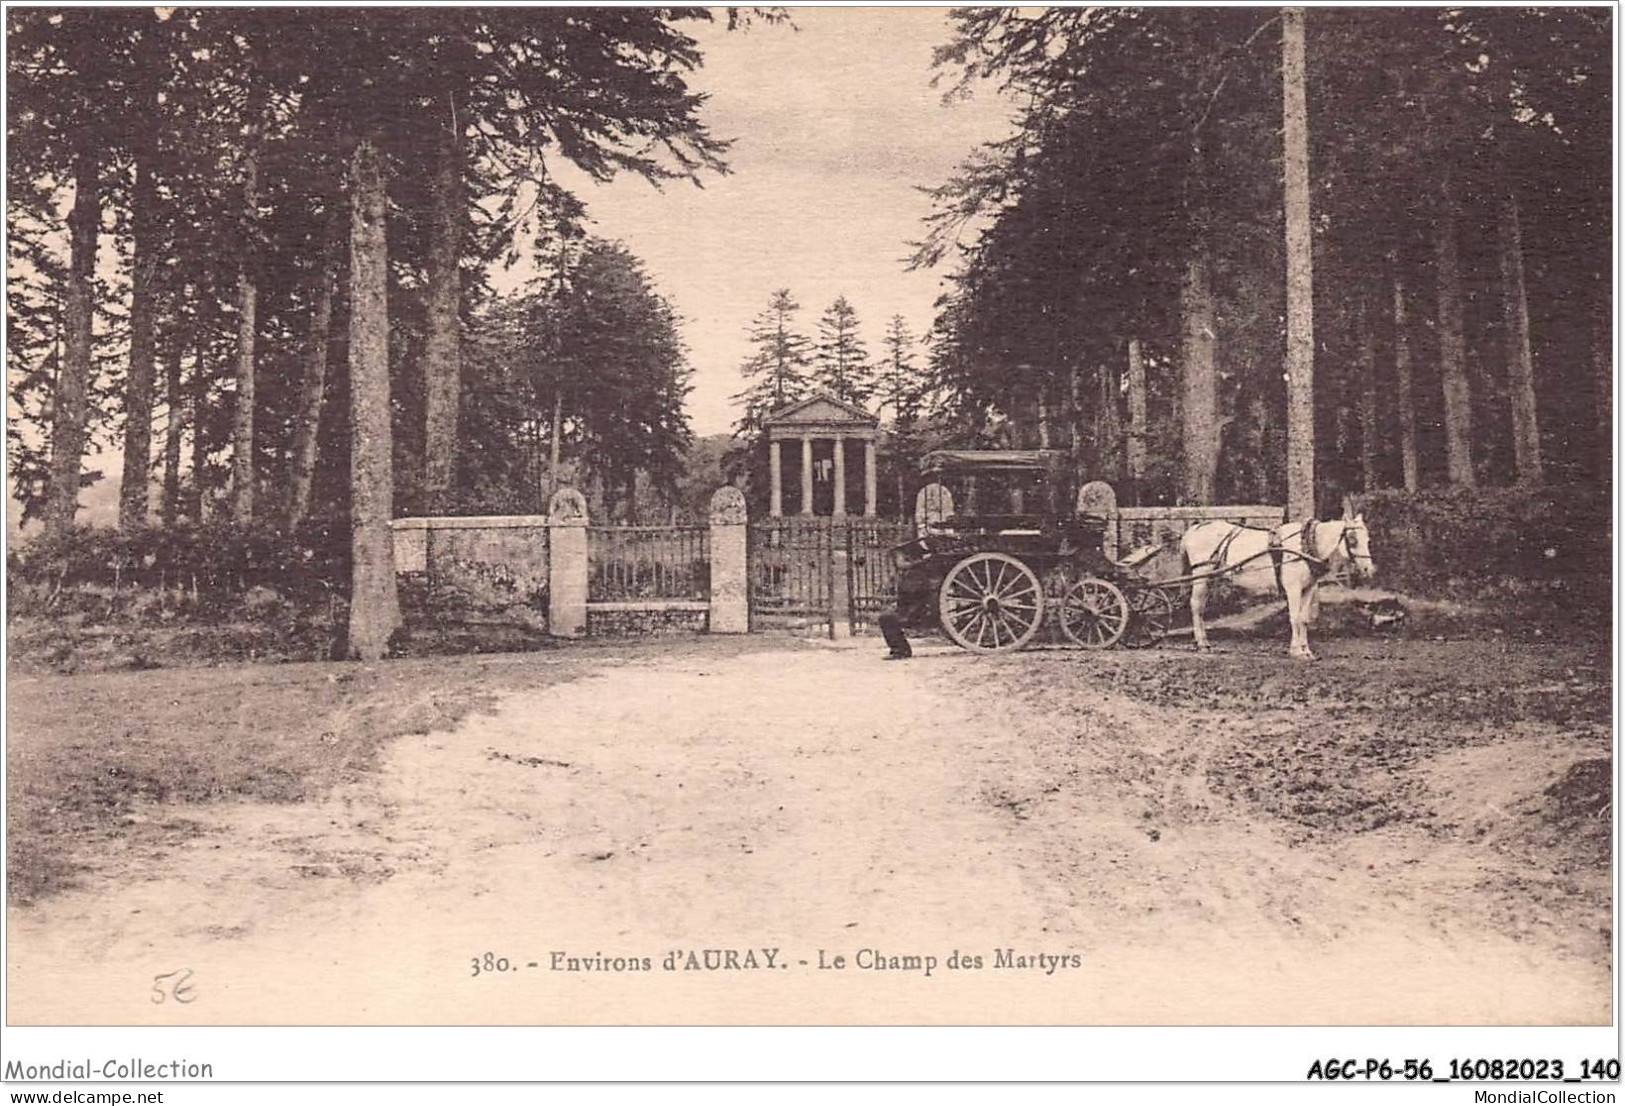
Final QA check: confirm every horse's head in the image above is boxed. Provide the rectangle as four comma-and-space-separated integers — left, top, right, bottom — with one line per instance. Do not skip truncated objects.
1339, 513, 1376, 581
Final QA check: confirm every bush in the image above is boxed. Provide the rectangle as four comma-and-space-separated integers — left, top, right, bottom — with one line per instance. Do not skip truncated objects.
6, 522, 353, 671
6, 520, 560, 671
1356, 484, 1610, 599
8, 520, 350, 614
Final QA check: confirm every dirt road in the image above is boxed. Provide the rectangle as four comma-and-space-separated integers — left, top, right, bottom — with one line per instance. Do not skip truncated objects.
7, 637, 1610, 1024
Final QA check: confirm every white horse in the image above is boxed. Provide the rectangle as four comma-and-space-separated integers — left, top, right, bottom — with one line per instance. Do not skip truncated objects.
1180, 509, 1376, 660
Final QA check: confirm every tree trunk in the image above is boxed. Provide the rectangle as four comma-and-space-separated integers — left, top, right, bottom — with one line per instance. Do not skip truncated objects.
346, 139, 402, 662
547, 388, 564, 504
1595, 294, 1612, 486
161, 338, 184, 527
1498, 184, 1542, 484
1180, 253, 1219, 505
1393, 276, 1420, 491
1097, 362, 1122, 482
1067, 364, 1084, 480
188, 313, 209, 523
119, 156, 158, 532
1435, 177, 1475, 487
422, 99, 464, 514
1126, 338, 1147, 502
288, 213, 339, 528
1282, 7, 1316, 519
1334, 383, 1355, 491
45, 149, 98, 542
1357, 297, 1379, 491
232, 148, 259, 524
1240, 391, 1273, 503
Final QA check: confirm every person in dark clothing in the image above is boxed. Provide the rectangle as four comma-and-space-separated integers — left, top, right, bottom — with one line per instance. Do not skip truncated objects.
878, 612, 913, 659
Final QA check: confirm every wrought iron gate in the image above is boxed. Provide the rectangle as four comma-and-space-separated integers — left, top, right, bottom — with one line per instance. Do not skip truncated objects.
749, 518, 836, 634
844, 520, 911, 633
749, 518, 913, 636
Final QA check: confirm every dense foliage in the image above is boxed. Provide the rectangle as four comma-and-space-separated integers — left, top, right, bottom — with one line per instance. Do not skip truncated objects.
918, 8, 1610, 510
1356, 484, 1610, 599
6, 7, 740, 531
6, 7, 784, 657
462, 239, 693, 519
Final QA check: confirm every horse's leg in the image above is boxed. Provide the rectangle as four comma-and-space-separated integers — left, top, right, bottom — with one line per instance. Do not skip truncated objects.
1282, 569, 1312, 660
1300, 581, 1319, 659
1190, 577, 1211, 652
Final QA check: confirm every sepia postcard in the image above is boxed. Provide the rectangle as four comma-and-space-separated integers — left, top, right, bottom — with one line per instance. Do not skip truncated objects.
3, 2, 1616, 1089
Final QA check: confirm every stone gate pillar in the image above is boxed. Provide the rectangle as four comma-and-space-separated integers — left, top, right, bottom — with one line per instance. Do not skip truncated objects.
708, 486, 749, 634
1076, 479, 1119, 561
830, 541, 852, 641
548, 486, 588, 638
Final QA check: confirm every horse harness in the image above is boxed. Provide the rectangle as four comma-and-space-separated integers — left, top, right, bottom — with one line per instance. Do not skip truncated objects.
1192, 518, 1351, 595
1190, 521, 1271, 575
1268, 519, 1345, 595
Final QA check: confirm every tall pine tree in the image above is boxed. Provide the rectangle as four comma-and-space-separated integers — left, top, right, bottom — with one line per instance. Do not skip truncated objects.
812, 295, 874, 406
732, 288, 812, 438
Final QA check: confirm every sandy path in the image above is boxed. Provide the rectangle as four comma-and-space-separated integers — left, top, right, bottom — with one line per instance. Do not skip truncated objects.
6, 643, 1608, 1024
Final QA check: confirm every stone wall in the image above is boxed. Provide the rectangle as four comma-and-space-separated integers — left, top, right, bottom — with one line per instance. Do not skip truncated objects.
392, 516, 549, 627
586, 607, 709, 636
390, 487, 749, 640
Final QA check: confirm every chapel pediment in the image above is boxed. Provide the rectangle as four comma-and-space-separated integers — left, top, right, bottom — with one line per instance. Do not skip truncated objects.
764, 393, 878, 428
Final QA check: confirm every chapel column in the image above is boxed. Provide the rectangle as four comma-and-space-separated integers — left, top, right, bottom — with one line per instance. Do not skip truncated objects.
832, 433, 847, 518
800, 435, 814, 516
863, 438, 877, 517
769, 437, 783, 518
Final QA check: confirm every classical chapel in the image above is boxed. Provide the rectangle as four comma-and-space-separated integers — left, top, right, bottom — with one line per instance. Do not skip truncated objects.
761, 394, 880, 518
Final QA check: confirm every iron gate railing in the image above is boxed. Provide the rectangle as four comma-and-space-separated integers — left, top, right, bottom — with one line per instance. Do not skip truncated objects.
844, 519, 912, 633
748, 518, 836, 634
588, 525, 710, 602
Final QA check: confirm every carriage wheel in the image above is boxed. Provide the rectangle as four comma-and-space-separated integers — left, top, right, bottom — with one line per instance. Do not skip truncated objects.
1121, 585, 1175, 649
937, 552, 1046, 654
1058, 577, 1130, 649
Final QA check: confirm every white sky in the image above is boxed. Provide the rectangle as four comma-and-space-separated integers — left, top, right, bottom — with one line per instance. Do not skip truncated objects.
522, 7, 1018, 436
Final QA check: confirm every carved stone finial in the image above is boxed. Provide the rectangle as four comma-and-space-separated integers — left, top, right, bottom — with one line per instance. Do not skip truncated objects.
548, 486, 587, 524
1076, 480, 1118, 520
709, 485, 747, 525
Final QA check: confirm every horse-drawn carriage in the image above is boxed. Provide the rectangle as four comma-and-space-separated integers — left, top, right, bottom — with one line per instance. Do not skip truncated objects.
887, 449, 1375, 658
888, 450, 1174, 654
